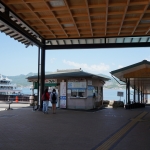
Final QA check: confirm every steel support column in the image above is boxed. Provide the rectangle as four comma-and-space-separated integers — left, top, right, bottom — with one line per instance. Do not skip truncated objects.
141, 91, 143, 103
40, 46, 45, 110
37, 46, 40, 110
126, 78, 128, 105
134, 85, 136, 103
138, 88, 140, 103
101, 86, 103, 105
127, 78, 130, 104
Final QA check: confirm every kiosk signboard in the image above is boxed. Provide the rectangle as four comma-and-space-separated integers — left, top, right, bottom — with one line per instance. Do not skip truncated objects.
117, 91, 124, 101
60, 82, 66, 108
68, 81, 86, 88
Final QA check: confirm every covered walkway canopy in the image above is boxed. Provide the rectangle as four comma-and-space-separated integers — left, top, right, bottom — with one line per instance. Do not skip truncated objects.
1, 0, 150, 108
1, 0, 150, 48
110, 60, 150, 105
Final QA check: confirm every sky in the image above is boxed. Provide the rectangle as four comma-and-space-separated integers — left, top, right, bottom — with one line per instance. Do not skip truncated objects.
1, 32, 150, 77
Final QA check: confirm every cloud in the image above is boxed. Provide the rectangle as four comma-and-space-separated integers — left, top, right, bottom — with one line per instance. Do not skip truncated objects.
145, 58, 150, 61
118, 65, 124, 69
63, 59, 110, 73
50, 58, 56, 63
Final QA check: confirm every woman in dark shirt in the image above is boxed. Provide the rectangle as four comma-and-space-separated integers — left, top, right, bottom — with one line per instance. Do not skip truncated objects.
42, 88, 50, 114
50, 89, 57, 114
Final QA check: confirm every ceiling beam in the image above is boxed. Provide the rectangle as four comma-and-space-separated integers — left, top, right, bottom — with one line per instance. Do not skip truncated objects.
105, 0, 108, 36
85, 0, 93, 36
145, 27, 150, 34
63, 0, 80, 37
45, 42, 150, 50
131, 3, 149, 35
118, 0, 130, 35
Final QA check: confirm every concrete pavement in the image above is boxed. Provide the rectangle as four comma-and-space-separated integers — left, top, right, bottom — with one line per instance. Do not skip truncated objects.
0, 105, 150, 150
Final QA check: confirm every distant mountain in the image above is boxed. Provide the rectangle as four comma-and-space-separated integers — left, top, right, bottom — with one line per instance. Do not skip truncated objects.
4, 72, 126, 89
6, 72, 52, 87
7, 74, 34, 87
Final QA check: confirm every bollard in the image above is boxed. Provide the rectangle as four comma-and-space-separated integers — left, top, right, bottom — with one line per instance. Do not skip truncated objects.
15, 96, 18, 102
29, 95, 34, 105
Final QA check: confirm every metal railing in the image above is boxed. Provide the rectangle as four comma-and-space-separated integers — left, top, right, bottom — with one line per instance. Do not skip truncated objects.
0, 95, 30, 101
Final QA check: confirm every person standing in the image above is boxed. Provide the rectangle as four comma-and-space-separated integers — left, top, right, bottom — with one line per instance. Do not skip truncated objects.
50, 89, 57, 114
42, 88, 50, 114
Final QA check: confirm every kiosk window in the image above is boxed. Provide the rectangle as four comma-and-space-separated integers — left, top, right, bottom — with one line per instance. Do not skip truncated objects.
93, 86, 98, 96
71, 89, 85, 97
71, 89, 77, 97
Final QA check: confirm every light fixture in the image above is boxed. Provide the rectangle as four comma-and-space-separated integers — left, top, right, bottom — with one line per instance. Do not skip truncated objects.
63, 24, 74, 27
140, 20, 150, 23
49, 0, 65, 7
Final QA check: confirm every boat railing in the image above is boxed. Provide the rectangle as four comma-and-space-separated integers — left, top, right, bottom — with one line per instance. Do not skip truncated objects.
0, 86, 13, 90
0, 83, 16, 86
0, 94, 32, 101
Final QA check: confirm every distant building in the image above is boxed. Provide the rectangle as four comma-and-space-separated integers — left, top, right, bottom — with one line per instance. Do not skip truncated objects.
27, 69, 110, 110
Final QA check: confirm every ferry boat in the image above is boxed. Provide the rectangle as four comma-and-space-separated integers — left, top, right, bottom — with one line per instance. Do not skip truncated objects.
0, 74, 21, 95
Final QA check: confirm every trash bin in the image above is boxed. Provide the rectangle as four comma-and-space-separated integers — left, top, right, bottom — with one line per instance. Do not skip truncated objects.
32, 100, 38, 110
29, 95, 34, 104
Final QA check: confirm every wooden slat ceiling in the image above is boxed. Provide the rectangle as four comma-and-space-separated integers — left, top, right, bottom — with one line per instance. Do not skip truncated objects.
0, 19, 33, 45
1, 0, 150, 40
110, 60, 150, 93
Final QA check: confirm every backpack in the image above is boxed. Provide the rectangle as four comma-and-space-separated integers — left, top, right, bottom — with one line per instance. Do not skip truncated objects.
52, 92, 56, 101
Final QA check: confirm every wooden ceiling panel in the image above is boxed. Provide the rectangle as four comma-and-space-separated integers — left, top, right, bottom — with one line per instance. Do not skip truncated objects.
123, 21, 136, 25
92, 22, 105, 26
89, 7, 105, 14
109, 0, 127, 7
142, 13, 150, 20
10, 3, 28, 10
108, 14, 123, 20
120, 28, 133, 32
48, 24, 61, 29
107, 25, 120, 29
108, 6, 125, 15
129, 0, 148, 5
74, 16, 89, 22
1, 0, 150, 39
147, 4, 150, 11
136, 26, 148, 31
53, 9, 69, 16
107, 22, 120, 25
38, 12, 53, 18
29, 2, 46, 8
125, 14, 141, 20
88, 0, 105, 5
128, 5, 146, 12
66, 0, 85, 5
91, 15, 105, 20
71, 8, 87, 15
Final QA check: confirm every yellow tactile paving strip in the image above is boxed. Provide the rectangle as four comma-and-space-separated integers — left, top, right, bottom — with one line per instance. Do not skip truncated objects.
96, 111, 148, 150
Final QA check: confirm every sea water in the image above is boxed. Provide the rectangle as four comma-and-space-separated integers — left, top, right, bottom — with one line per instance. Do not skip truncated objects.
22, 87, 126, 101
103, 88, 126, 101
21, 88, 37, 95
